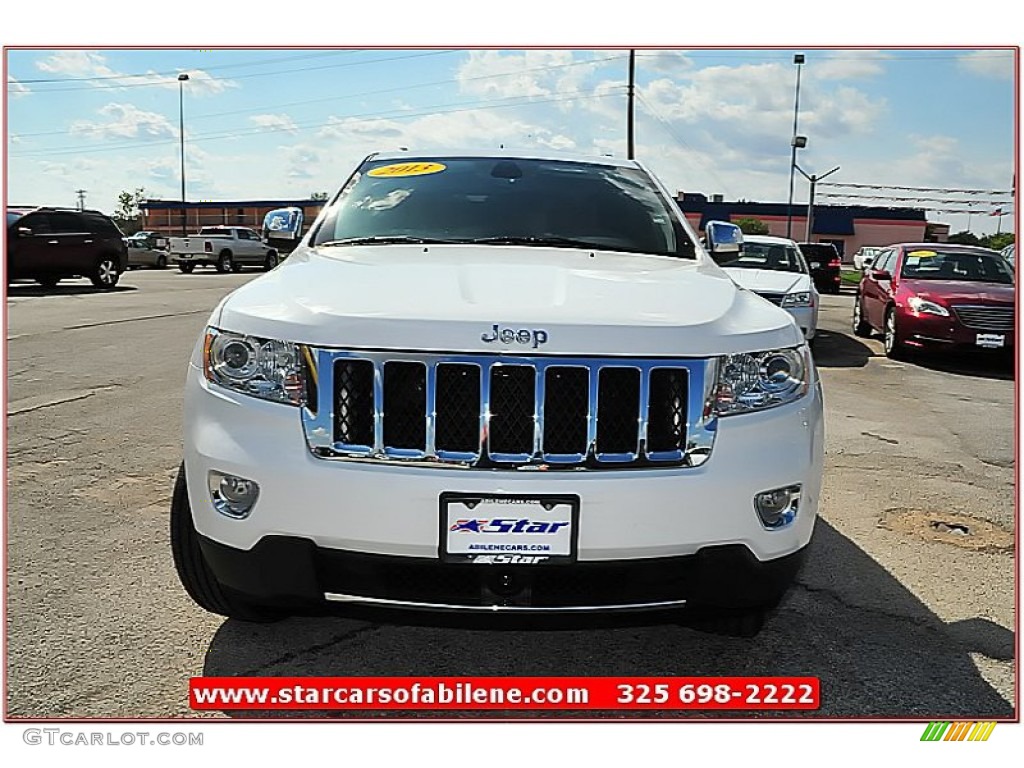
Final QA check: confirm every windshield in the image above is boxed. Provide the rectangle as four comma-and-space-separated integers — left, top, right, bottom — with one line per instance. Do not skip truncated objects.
713, 241, 807, 273
901, 248, 1013, 284
312, 156, 694, 258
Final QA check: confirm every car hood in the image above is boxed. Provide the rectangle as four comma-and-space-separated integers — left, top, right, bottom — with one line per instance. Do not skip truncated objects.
902, 279, 1015, 305
722, 268, 809, 295
214, 244, 805, 357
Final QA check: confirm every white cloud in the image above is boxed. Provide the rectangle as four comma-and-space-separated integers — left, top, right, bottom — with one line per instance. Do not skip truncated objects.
70, 103, 177, 140
8, 76, 31, 97
812, 51, 889, 80
958, 50, 1013, 80
35, 51, 236, 95
249, 113, 299, 134
40, 161, 68, 177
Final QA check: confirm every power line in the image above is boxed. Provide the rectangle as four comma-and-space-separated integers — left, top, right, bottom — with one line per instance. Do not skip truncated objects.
820, 181, 1010, 195
819, 192, 1012, 205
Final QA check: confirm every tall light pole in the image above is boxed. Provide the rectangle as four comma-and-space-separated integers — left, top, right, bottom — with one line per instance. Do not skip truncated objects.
785, 53, 805, 239
795, 163, 841, 242
178, 73, 189, 237
627, 49, 636, 160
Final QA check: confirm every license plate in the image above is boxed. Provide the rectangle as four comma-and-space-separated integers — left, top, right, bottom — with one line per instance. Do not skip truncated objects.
976, 333, 1005, 348
440, 493, 578, 564
810, 262, 821, 269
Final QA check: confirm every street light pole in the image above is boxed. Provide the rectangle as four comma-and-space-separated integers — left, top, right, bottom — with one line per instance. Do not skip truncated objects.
795, 164, 841, 242
786, 53, 805, 239
627, 49, 636, 160
178, 73, 189, 237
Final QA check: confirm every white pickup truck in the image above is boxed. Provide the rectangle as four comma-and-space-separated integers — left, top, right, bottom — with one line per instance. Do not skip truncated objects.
168, 226, 279, 274
171, 151, 825, 636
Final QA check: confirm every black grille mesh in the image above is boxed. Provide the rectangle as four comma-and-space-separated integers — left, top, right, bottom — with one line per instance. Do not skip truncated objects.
646, 368, 687, 454
543, 367, 589, 455
334, 359, 375, 446
488, 366, 536, 455
435, 364, 481, 453
382, 361, 426, 450
596, 368, 640, 455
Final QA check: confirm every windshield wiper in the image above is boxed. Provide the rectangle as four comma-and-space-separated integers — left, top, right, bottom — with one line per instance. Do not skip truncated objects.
467, 235, 602, 249
317, 235, 460, 247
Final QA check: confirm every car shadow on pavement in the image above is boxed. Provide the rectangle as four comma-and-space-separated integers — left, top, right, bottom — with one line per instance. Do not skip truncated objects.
811, 330, 873, 369
5, 283, 138, 297
201, 519, 1014, 719
903, 352, 1014, 382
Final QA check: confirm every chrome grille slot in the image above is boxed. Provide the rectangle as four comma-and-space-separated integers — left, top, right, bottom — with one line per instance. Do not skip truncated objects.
595, 367, 641, 460
434, 364, 481, 457
305, 350, 717, 470
334, 359, 375, 448
646, 368, 688, 458
382, 361, 426, 452
488, 365, 536, 460
756, 292, 785, 306
952, 304, 1014, 331
542, 366, 589, 460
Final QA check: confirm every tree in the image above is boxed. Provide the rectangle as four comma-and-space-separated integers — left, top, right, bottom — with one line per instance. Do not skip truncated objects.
980, 232, 1014, 251
734, 217, 769, 235
946, 230, 981, 246
113, 187, 147, 235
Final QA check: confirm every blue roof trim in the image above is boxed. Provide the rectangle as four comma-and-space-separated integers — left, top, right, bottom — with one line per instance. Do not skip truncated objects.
141, 199, 324, 210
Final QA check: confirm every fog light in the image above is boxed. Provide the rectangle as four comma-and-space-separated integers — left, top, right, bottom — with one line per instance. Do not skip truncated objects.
208, 471, 260, 519
753, 484, 801, 530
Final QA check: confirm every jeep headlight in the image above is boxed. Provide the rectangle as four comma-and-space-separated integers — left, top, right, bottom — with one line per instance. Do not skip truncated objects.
715, 347, 810, 415
781, 290, 813, 308
203, 328, 305, 405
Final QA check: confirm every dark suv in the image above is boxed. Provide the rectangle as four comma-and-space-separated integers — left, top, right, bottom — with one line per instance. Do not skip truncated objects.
6, 207, 129, 289
798, 242, 842, 294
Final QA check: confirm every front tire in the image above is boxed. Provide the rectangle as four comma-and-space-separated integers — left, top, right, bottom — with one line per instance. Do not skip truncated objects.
884, 307, 906, 359
170, 465, 282, 623
216, 251, 234, 273
156, 254, 168, 269
852, 295, 872, 337
264, 251, 279, 271
90, 256, 120, 289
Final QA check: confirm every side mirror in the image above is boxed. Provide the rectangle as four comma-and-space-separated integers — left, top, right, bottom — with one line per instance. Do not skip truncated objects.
17, 226, 32, 237
704, 220, 743, 255
870, 268, 892, 281
862, 256, 874, 268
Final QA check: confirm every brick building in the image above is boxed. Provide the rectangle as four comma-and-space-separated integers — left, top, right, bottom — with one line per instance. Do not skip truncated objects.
676, 193, 943, 262
139, 198, 325, 237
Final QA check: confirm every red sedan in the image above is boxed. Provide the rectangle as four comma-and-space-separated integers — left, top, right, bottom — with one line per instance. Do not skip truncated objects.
853, 243, 1015, 359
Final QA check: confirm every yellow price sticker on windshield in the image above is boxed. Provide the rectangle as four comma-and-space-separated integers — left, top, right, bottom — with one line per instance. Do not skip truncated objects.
907, 250, 937, 258
368, 162, 446, 178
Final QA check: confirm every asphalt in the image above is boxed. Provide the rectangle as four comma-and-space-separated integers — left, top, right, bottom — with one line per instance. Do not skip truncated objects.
4, 269, 1016, 718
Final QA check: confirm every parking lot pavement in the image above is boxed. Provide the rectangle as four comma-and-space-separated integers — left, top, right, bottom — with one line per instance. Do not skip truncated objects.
4, 272, 1015, 718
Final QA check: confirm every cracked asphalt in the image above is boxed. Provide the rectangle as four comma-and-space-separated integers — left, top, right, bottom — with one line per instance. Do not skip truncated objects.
4, 270, 1016, 718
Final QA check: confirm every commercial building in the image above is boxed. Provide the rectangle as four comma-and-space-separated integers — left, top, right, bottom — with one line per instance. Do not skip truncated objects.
675, 193, 943, 261
139, 198, 325, 237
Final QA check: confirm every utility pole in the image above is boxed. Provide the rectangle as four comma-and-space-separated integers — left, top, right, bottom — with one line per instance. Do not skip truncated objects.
75, 189, 87, 211
627, 49, 636, 160
178, 73, 190, 237
786, 53, 806, 239
795, 164, 841, 242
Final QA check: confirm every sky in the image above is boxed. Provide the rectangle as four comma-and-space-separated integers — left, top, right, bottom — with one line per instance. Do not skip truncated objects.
5, 47, 1017, 236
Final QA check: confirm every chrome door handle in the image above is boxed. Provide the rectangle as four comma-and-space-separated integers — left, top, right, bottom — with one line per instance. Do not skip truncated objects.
84, 239, 94, 244
47, 240, 59, 245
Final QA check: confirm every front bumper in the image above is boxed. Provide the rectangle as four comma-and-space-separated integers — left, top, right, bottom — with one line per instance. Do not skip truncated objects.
184, 362, 824, 567
897, 309, 1015, 352
198, 533, 810, 612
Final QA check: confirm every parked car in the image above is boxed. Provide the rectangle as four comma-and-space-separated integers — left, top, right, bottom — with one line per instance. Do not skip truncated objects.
710, 233, 819, 340
798, 242, 842, 294
125, 230, 170, 269
170, 150, 824, 635
168, 226, 279, 273
853, 243, 1014, 359
6, 206, 128, 289
853, 246, 882, 272
1001, 243, 1015, 268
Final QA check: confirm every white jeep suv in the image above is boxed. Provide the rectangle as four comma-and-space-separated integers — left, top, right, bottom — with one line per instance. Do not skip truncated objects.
171, 151, 824, 632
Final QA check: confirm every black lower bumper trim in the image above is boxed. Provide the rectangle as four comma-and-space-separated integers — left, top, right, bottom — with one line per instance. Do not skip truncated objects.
197, 535, 808, 612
